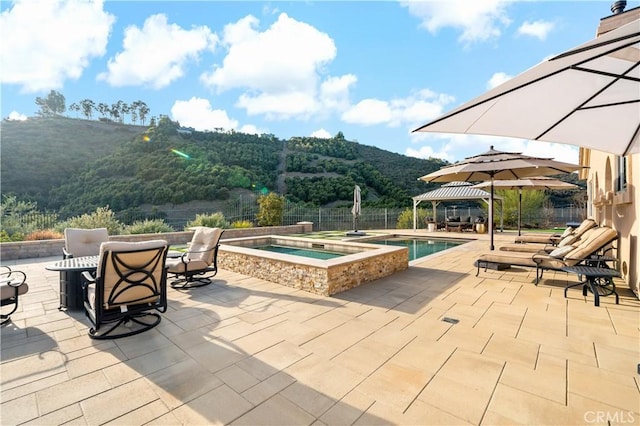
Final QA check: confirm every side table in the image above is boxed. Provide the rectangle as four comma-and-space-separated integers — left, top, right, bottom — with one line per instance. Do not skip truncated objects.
562, 265, 620, 307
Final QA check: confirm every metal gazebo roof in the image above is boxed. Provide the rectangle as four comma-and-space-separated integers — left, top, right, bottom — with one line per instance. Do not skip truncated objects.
412, 181, 504, 202
411, 182, 503, 231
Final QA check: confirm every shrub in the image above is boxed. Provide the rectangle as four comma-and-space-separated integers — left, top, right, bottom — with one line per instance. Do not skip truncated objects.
123, 219, 174, 234
185, 212, 229, 229
397, 208, 430, 229
58, 206, 123, 235
24, 229, 64, 240
230, 220, 253, 229
396, 209, 414, 229
0, 194, 58, 240
257, 192, 284, 226
0, 230, 24, 242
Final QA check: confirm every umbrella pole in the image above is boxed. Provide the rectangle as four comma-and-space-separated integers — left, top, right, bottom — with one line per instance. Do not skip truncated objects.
489, 177, 495, 251
518, 189, 522, 237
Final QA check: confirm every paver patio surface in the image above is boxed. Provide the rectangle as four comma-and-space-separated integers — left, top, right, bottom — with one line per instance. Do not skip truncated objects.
1, 231, 639, 425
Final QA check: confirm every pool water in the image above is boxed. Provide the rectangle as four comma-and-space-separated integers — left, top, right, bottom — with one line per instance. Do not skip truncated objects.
368, 237, 466, 261
254, 245, 345, 260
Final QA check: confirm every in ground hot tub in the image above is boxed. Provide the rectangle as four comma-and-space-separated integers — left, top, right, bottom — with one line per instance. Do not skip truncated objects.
219, 235, 408, 296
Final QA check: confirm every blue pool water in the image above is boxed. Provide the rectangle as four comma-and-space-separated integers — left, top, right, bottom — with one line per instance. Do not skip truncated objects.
368, 237, 466, 261
254, 237, 467, 261
254, 245, 345, 260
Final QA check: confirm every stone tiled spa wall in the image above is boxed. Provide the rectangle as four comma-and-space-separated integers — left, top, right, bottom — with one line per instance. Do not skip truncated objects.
218, 247, 408, 296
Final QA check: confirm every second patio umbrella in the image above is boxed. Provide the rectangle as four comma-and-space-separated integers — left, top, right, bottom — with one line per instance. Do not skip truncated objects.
473, 177, 579, 236
351, 185, 361, 232
418, 146, 584, 250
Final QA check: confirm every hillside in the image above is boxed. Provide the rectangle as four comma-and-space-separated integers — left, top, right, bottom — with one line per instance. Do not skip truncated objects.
1, 117, 447, 218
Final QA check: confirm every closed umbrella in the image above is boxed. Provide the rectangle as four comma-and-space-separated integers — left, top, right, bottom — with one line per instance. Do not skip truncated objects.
413, 18, 640, 157
351, 185, 361, 232
419, 146, 583, 250
473, 177, 579, 236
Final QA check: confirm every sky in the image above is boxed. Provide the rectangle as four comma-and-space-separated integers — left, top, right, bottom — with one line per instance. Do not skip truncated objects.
1, 0, 636, 164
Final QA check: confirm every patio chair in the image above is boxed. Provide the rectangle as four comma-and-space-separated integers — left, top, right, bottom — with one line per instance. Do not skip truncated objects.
81, 240, 169, 339
63, 227, 109, 258
166, 227, 223, 289
1, 266, 28, 325
498, 226, 599, 253
513, 218, 597, 245
475, 226, 618, 284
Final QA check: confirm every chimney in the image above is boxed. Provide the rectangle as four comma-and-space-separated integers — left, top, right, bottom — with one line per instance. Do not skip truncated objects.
611, 1, 627, 14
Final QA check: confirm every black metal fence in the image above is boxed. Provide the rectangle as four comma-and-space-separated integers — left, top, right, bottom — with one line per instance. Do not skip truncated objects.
2, 201, 587, 234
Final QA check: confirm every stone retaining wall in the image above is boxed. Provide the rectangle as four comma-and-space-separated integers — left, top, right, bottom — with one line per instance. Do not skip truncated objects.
0, 222, 313, 261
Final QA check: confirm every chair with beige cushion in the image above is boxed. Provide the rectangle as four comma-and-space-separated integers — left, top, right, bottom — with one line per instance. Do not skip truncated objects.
476, 226, 618, 285
166, 227, 223, 289
1, 266, 28, 326
63, 228, 109, 258
499, 226, 598, 254
81, 240, 168, 339
513, 218, 597, 245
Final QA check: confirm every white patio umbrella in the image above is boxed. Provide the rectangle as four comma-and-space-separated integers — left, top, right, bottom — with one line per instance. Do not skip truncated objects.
419, 147, 583, 250
413, 18, 640, 157
473, 177, 579, 236
351, 185, 361, 232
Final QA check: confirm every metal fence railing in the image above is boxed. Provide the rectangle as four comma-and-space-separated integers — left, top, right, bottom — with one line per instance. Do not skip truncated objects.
2, 202, 587, 234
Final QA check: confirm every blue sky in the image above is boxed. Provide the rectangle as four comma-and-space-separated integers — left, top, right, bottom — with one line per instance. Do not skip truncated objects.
2, 0, 636, 163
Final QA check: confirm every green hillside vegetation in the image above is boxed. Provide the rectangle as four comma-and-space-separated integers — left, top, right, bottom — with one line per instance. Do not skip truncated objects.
1, 115, 586, 222
1, 116, 450, 219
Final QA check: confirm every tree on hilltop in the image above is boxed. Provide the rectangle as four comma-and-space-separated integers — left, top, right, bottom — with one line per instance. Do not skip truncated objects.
35, 90, 66, 117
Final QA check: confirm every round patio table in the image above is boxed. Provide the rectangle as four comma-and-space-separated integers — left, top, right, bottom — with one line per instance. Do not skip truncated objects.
46, 256, 99, 311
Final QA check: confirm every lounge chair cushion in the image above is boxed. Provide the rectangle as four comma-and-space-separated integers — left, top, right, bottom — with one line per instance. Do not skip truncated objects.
563, 227, 618, 266
572, 218, 597, 238
549, 245, 575, 259
560, 227, 574, 238
558, 235, 578, 247
477, 251, 539, 268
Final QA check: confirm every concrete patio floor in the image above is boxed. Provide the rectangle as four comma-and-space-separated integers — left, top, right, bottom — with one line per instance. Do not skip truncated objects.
2, 231, 639, 425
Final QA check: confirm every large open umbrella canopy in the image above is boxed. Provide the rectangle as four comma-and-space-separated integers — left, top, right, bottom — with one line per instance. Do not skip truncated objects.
413, 18, 640, 157
473, 177, 579, 236
419, 146, 583, 250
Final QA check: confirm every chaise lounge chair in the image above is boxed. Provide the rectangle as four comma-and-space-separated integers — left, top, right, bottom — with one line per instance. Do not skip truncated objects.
499, 225, 599, 253
513, 218, 597, 245
475, 226, 618, 284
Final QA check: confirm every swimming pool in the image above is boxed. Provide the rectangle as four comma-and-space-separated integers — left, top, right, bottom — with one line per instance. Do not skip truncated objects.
364, 237, 468, 261
254, 244, 345, 260
219, 235, 408, 296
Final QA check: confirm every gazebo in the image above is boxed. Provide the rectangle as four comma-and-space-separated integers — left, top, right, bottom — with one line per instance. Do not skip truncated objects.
412, 182, 504, 230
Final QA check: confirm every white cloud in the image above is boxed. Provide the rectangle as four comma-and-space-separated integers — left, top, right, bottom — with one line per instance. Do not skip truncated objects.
200, 13, 353, 119
401, 0, 513, 44
487, 72, 512, 89
238, 124, 264, 135
405, 145, 454, 162
170, 97, 238, 131
98, 14, 217, 89
342, 89, 454, 127
518, 20, 555, 41
310, 128, 332, 138
7, 111, 27, 121
0, 0, 114, 92
407, 132, 579, 164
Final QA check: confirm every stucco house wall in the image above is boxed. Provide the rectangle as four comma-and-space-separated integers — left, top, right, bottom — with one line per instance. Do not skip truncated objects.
579, 7, 640, 298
